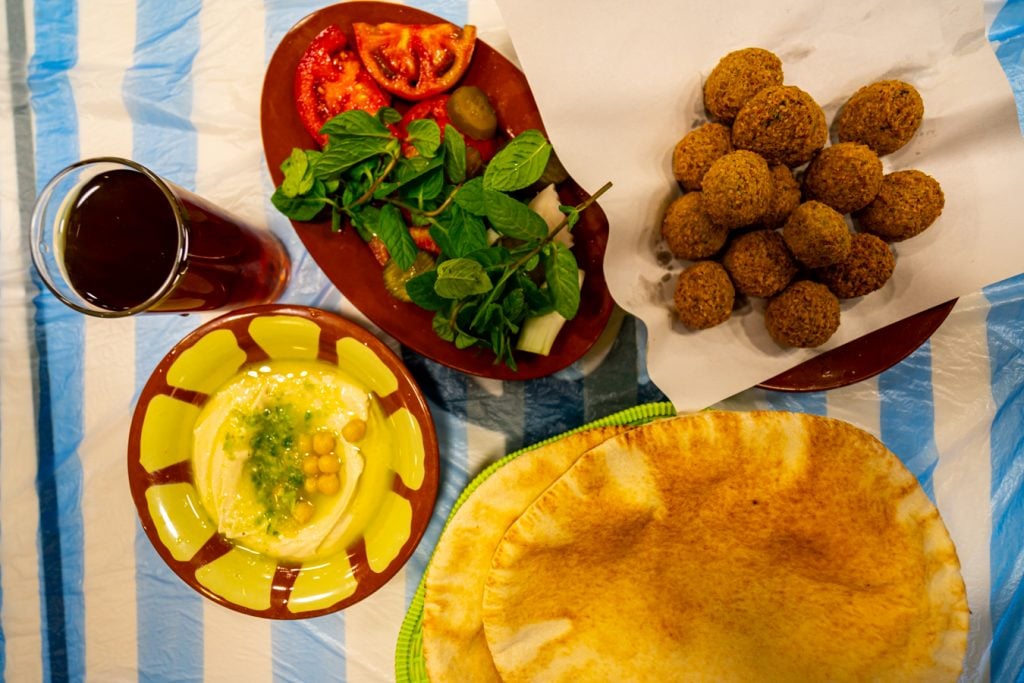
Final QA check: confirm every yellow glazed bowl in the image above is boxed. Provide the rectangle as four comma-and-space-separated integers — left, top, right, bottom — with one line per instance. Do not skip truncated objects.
127, 304, 439, 618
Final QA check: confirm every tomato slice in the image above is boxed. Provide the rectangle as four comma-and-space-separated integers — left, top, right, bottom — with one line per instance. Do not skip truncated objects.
399, 95, 497, 161
294, 25, 391, 147
353, 22, 477, 101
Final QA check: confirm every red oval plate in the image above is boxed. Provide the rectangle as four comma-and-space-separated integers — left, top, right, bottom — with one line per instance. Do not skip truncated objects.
758, 298, 957, 392
260, 2, 614, 380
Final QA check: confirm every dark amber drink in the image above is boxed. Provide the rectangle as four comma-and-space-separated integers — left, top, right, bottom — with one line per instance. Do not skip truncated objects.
32, 158, 289, 316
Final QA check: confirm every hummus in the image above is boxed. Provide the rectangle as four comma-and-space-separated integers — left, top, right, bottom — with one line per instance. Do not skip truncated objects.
192, 359, 385, 561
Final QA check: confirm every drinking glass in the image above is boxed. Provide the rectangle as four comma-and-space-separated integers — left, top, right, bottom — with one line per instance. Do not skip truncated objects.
30, 157, 290, 317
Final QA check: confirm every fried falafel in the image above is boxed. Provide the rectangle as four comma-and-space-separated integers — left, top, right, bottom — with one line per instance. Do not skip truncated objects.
837, 80, 924, 156
731, 85, 828, 167
661, 192, 730, 260
764, 280, 840, 347
802, 142, 883, 214
781, 201, 852, 268
760, 164, 802, 228
701, 150, 773, 229
854, 170, 944, 242
813, 232, 896, 298
672, 122, 734, 192
703, 48, 784, 123
722, 228, 798, 297
673, 260, 735, 330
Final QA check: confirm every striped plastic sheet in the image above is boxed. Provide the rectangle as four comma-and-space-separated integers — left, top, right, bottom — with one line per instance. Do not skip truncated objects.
0, 0, 1022, 681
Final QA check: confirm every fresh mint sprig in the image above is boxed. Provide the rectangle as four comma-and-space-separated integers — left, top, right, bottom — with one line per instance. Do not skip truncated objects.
271, 107, 611, 369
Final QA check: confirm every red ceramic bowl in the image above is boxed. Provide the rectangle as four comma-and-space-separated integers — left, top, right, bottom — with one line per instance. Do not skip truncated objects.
127, 304, 439, 618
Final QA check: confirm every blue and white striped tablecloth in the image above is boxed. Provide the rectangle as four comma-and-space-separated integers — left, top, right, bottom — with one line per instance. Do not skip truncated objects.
1, 1, 1022, 680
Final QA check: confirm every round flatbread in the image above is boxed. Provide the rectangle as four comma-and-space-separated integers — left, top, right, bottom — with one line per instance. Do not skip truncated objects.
481, 411, 969, 682
421, 425, 634, 682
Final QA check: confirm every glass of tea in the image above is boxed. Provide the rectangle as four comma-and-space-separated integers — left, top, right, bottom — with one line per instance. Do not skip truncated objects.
30, 157, 290, 317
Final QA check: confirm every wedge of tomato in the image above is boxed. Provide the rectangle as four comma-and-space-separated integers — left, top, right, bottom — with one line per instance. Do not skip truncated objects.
353, 22, 477, 101
295, 25, 391, 147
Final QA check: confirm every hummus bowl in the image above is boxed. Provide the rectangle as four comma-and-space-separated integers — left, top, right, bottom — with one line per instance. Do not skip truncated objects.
127, 304, 439, 618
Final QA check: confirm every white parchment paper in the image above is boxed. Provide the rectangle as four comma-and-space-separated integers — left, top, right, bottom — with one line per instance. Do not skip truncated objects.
496, 0, 1024, 411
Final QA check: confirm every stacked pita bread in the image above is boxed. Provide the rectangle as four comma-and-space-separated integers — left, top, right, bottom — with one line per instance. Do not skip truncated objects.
421, 411, 968, 682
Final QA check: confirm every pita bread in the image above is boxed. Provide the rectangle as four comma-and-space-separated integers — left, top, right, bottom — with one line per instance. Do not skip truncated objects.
482, 411, 968, 682
421, 425, 634, 682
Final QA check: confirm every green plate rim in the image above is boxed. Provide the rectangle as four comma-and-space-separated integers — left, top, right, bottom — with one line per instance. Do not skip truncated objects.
394, 401, 678, 682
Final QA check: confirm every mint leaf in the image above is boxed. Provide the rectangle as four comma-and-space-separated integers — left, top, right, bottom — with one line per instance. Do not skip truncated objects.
376, 203, 417, 271
320, 109, 394, 139
406, 118, 441, 158
443, 124, 467, 184
406, 270, 445, 311
465, 245, 511, 271
478, 303, 503, 332
453, 176, 486, 216
544, 242, 580, 319
502, 287, 526, 324
348, 204, 380, 242
271, 179, 327, 221
400, 165, 445, 204
483, 129, 551, 192
377, 107, 402, 125
280, 149, 314, 197
429, 205, 487, 258
315, 109, 399, 176
432, 311, 456, 342
394, 155, 443, 187
434, 258, 493, 299
317, 137, 396, 177
455, 332, 479, 350
516, 271, 553, 314
484, 189, 548, 240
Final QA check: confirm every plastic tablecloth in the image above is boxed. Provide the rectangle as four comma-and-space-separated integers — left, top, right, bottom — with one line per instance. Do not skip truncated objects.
1, 0, 1023, 680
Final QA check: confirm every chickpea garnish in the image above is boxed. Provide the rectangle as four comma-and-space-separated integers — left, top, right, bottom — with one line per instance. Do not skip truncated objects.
292, 499, 315, 524
342, 418, 367, 443
303, 477, 318, 495
317, 473, 340, 496
301, 454, 319, 476
318, 453, 341, 474
312, 430, 336, 455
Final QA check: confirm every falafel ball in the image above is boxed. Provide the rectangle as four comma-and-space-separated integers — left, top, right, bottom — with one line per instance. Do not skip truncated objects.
802, 142, 883, 214
781, 201, 852, 268
672, 122, 734, 192
837, 80, 924, 156
731, 85, 828, 167
854, 170, 944, 241
701, 150, 773, 229
722, 228, 798, 297
760, 164, 801, 228
813, 232, 895, 298
764, 280, 841, 348
703, 48, 784, 123
660, 192, 729, 260
673, 260, 735, 330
